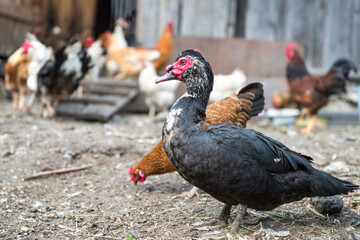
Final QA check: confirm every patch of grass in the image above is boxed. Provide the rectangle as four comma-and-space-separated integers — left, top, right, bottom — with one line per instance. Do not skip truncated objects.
122, 235, 134, 240
315, 226, 331, 235
265, 211, 293, 219
192, 208, 217, 218
61, 215, 75, 220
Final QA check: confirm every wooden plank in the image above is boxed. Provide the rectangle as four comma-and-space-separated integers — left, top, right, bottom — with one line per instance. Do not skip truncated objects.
60, 96, 117, 105
56, 103, 119, 122
0, 3, 37, 23
245, 0, 285, 41
323, 0, 353, 68
86, 86, 136, 96
309, 0, 328, 68
181, 0, 232, 38
136, 0, 160, 47
351, 0, 360, 67
57, 80, 139, 121
234, 0, 247, 37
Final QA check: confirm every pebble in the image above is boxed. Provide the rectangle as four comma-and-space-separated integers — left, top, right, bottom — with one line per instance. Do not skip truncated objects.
311, 196, 343, 214
20, 226, 30, 232
324, 161, 350, 173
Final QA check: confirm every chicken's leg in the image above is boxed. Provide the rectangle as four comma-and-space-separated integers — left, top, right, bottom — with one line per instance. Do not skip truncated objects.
18, 89, 26, 110
27, 92, 37, 108
148, 105, 156, 118
114, 72, 125, 81
172, 186, 199, 199
77, 85, 84, 98
232, 204, 247, 231
11, 91, 19, 109
302, 114, 317, 133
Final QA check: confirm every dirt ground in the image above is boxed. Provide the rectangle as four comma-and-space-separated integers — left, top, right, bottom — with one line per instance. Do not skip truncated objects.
0, 101, 359, 240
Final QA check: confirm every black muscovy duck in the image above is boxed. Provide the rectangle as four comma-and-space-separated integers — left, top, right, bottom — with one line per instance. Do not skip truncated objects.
156, 49, 358, 230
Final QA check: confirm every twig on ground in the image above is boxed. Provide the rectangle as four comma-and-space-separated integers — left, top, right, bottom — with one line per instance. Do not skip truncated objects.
24, 163, 99, 180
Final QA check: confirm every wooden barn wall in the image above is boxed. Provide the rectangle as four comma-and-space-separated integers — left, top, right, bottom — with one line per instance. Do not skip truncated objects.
136, 0, 237, 47
245, 0, 360, 71
0, 1, 38, 57
136, 0, 360, 74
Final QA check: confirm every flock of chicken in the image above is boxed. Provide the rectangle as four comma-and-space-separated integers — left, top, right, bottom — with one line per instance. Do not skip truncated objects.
2, 19, 247, 119
1, 19, 175, 117
3, 33, 93, 117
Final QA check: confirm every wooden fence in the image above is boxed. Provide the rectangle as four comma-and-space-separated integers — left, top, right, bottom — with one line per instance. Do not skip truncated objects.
136, 0, 360, 74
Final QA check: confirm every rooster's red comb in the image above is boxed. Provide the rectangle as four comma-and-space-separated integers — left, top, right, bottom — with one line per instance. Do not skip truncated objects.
285, 42, 296, 52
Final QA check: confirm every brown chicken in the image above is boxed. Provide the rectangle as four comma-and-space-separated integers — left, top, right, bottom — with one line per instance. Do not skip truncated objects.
103, 22, 174, 80
151, 22, 173, 74
4, 47, 31, 110
285, 43, 357, 133
129, 82, 264, 197
271, 91, 296, 109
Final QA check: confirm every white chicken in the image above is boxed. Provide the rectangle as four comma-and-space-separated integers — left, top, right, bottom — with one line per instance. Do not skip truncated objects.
104, 18, 128, 76
139, 61, 180, 118
210, 68, 247, 103
23, 33, 53, 107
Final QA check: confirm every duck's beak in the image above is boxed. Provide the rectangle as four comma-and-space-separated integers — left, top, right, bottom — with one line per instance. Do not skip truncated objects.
156, 64, 179, 83
155, 71, 177, 84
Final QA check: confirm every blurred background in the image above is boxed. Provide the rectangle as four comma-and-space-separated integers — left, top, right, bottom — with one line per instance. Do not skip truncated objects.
1, 0, 359, 71
0, 0, 359, 124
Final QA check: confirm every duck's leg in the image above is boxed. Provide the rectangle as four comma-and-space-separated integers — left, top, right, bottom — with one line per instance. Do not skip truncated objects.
219, 204, 232, 224
232, 204, 247, 231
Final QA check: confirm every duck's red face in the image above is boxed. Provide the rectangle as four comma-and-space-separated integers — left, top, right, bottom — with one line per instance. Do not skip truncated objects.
128, 166, 146, 185
285, 43, 296, 61
156, 56, 194, 83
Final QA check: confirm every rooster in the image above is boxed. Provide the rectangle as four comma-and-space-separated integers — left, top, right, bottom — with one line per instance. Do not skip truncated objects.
23, 33, 54, 109
77, 37, 107, 98
285, 43, 357, 133
129, 82, 264, 198
138, 60, 181, 117
4, 47, 31, 109
156, 50, 358, 230
37, 40, 92, 118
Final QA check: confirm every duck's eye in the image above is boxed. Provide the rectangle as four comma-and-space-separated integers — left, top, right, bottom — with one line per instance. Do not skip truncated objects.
180, 60, 187, 66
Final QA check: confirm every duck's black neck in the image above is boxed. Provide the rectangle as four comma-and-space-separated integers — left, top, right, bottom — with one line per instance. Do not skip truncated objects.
184, 69, 213, 110
165, 73, 213, 131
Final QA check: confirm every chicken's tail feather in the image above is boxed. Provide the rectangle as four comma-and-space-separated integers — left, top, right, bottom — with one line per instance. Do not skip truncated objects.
237, 82, 264, 117
331, 58, 357, 78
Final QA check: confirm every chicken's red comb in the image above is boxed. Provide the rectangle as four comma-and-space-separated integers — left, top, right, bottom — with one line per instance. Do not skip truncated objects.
84, 37, 94, 49
194, 48, 200, 52
22, 40, 34, 53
